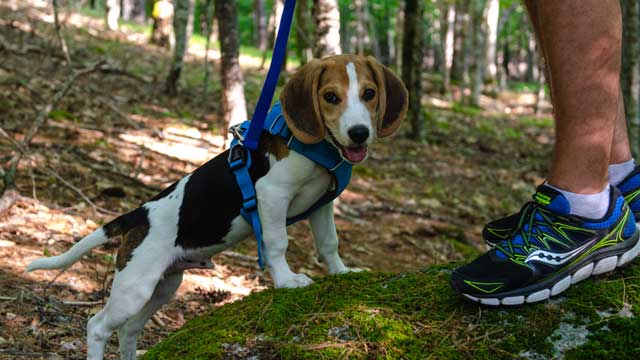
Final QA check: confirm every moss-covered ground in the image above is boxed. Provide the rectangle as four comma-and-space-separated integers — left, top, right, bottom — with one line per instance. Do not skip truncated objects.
144, 260, 640, 359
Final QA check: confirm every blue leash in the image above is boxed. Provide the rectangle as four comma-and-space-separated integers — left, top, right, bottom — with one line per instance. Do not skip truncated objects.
244, 0, 297, 151
228, 0, 297, 270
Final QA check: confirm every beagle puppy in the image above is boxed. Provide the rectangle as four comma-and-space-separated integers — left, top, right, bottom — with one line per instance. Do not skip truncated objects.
26, 54, 408, 360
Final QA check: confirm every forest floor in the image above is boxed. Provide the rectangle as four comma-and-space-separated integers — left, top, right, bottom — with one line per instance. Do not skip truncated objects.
0, 1, 553, 359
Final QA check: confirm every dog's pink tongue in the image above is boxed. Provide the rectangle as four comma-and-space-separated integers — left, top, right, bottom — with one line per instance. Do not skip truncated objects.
343, 146, 367, 163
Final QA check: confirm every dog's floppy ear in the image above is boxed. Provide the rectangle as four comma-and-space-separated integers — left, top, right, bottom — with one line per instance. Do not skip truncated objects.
280, 60, 326, 144
366, 56, 409, 138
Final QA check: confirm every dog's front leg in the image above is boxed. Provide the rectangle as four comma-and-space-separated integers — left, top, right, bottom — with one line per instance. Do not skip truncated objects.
256, 180, 313, 288
309, 202, 361, 274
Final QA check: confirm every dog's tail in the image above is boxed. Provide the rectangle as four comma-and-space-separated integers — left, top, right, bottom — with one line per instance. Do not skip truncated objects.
26, 213, 129, 272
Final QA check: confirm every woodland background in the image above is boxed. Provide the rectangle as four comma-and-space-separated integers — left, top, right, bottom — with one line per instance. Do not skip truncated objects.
0, 0, 639, 358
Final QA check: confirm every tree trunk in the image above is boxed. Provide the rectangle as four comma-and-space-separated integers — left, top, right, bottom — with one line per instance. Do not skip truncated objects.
215, 0, 248, 131
380, 0, 394, 66
105, 0, 120, 30
254, 0, 267, 52
622, 0, 639, 155
202, 0, 215, 95
484, 0, 499, 84
450, 0, 465, 82
165, 0, 189, 95
402, 0, 425, 141
295, 0, 313, 65
441, 1, 455, 95
313, 0, 342, 58
131, 0, 146, 23
394, 1, 404, 70
185, 0, 195, 43
495, 3, 516, 90
468, 0, 488, 107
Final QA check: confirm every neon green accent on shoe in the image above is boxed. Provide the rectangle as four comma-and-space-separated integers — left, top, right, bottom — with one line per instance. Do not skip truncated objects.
534, 192, 551, 205
463, 280, 504, 294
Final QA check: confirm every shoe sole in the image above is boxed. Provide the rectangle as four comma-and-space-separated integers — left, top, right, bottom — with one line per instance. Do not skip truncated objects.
464, 224, 640, 306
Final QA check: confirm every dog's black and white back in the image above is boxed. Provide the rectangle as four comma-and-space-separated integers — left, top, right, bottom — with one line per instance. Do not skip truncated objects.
27, 55, 408, 360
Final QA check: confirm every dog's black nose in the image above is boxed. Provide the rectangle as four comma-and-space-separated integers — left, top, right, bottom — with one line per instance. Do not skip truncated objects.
348, 125, 369, 144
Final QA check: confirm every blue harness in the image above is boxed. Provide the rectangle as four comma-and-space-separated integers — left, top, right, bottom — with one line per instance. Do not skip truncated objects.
228, 103, 353, 269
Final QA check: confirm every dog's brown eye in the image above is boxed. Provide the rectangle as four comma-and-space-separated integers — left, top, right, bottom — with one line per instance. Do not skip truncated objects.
363, 88, 376, 101
323, 92, 341, 105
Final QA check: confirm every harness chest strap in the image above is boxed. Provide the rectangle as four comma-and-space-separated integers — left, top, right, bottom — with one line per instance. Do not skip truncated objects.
228, 103, 353, 269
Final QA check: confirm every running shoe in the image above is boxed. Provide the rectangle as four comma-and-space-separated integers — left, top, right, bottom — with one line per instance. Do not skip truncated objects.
484, 167, 640, 247
451, 185, 640, 305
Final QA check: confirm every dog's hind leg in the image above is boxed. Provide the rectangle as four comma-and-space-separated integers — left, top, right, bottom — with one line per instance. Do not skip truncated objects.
117, 271, 183, 360
86, 257, 171, 360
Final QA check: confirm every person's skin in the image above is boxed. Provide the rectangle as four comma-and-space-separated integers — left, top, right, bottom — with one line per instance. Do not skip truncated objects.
523, 0, 628, 194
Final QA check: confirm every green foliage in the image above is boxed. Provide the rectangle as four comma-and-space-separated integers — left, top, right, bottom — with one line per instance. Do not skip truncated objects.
48, 109, 78, 122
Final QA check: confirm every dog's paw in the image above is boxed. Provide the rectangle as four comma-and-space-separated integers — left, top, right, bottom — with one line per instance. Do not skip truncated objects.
275, 273, 314, 288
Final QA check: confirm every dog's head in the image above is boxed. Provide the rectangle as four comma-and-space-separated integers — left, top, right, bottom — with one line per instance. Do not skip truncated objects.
280, 55, 409, 163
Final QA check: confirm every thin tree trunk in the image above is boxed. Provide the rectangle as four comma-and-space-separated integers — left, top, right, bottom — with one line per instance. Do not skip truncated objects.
380, 0, 393, 66
105, 0, 120, 31
52, 0, 71, 66
395, 0, 404, 70
202, 0, 215, 95
441, 1, 455, 95
402, 0, 425, 141
131, 0, 146, 23
186, 0, 195, 43
495, 3, 516, 90
260, 0, 283, 70
484, 0, 499, 84
534, 61, 546, 115
121, 0, 134, 20
469, 0, 489, 107
313, 0, 342, 58
254, 0, 267, 52
450, 0, 465, 82
215, 0, 248, 132
295, 0, 313, 65
165, 0, 190, 95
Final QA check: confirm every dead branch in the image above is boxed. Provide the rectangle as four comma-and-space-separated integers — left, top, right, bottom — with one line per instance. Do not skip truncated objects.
104, 99, 165, 139
40, 164, 119, 216
1, 60, 106, 197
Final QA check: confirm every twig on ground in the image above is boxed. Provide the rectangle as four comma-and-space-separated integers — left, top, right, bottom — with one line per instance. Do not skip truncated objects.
104, 99, 165, 139
40, 164, 119, 216
60, 300, 104, 307
220, 250, 258, 263
152, 314, 166, 327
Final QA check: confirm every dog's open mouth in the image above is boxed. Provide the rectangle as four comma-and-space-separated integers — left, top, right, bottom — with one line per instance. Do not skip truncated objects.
340, 145, 368, 163
327, 129, 368, 163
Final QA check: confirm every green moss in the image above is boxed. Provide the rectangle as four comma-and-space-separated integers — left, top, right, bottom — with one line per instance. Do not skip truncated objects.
144, 262, 640, 360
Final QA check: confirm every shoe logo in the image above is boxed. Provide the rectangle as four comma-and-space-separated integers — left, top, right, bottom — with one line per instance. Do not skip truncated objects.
525, 240, 595, 266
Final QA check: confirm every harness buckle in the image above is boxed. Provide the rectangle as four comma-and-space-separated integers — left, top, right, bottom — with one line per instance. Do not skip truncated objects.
243, 196, 258, 211
228, 143, 246, 170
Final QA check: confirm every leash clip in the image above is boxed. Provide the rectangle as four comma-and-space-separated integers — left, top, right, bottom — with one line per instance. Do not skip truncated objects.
229, 123, 246, 142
